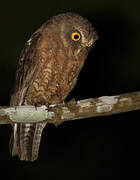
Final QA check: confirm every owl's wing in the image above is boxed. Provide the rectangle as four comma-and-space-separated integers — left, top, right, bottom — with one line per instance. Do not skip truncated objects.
10, 31, 42, 106
10, 30, 49, 161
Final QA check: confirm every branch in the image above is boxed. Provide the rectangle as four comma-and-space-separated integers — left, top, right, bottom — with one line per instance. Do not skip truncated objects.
0, 91, 140, 125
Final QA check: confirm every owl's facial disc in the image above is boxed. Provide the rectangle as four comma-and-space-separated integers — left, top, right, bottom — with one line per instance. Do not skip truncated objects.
60, 17, 98, 56
70, 27, 97, 56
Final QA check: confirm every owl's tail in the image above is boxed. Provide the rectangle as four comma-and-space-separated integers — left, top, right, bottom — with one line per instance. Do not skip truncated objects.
10, 122, 46, 161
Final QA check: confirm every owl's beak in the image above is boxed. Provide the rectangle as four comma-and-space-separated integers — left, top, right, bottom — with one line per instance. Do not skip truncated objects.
87, 41, 93, 47
86, 38, 95, 48
87, 33, 99, 48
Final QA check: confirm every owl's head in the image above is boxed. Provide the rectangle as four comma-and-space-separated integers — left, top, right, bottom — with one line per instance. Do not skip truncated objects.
49, 13, 98, 56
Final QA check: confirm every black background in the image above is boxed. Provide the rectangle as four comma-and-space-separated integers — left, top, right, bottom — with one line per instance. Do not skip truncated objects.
0, 0, 140, 179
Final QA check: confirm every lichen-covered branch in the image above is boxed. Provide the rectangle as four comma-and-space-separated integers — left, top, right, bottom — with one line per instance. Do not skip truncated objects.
0, 91, 140, 125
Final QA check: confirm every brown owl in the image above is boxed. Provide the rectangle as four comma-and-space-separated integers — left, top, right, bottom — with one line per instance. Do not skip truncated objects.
10, 12, 98, 161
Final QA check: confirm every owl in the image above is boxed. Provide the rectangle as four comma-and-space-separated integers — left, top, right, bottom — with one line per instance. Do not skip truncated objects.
10, 12, 98, 161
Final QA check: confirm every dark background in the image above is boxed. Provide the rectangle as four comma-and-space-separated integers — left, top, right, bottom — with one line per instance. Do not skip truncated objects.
0, 0, 140, 179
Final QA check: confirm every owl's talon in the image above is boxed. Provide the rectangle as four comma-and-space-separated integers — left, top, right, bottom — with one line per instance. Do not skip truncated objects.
34, 103, 42, 110
14, 106, 17, 110
34, 103, 38, 110
45, 102, 49, 108
62, 101, 65, 105
67, 98, 77, 105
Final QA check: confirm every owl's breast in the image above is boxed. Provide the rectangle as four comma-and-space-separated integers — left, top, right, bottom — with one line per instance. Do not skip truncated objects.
24, 42, 85, 105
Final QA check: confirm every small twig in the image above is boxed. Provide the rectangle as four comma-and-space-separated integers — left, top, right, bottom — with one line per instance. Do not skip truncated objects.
0, 91, 140, 125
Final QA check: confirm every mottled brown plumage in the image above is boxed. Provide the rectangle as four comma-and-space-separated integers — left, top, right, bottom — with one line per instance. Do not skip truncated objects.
10, 12, 98, 161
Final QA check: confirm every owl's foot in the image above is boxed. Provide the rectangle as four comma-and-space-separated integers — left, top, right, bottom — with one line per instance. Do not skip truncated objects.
34, 103, 49, 110
67, 98, 77, 105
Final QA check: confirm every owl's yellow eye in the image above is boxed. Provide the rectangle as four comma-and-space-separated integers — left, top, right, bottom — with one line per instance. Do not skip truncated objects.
71, 32, 81, 41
